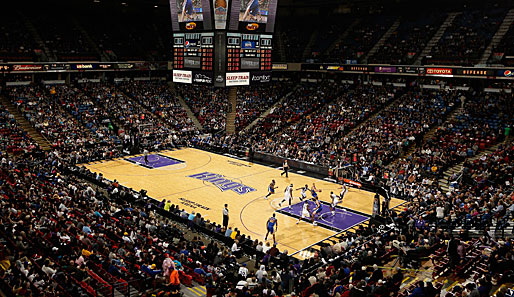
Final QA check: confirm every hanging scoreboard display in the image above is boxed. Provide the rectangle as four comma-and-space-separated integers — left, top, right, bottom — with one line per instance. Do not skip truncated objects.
172, 32, 214, 71
226, 33, 272, 71
170, 0, 277, 86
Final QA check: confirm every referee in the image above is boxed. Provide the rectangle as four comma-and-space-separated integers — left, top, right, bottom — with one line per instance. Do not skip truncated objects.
223, 204, 229, 229
280, 160, 289, 178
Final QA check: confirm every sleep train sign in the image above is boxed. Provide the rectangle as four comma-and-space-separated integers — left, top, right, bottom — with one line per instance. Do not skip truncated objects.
187, 172, 256, 195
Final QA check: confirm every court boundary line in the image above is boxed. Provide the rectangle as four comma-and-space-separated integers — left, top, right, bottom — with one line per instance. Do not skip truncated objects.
276, 201, 370, 233
155, 166, 277, 200
290, 200, 409, 257
83, 148, 214, 177
84, 148, 407, 257
290, 218, 370, 257
238, 194, 300, 253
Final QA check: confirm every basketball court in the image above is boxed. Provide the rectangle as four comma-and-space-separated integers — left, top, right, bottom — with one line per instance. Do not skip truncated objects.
82, 148, 405, 259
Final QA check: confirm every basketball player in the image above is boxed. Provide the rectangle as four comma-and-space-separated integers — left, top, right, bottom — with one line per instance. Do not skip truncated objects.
296, 184, 309, 202
265, 180, 278, 200
242, 0, 261, 22
280, 160, 289, 178
181, 0, 197, 22
310, 183, 321, 199
329, 191, 340, 215
278, 183, 293, 209
144, 149, 149, 165
296, 199, 311, 224
311, 197, 322, 226
339, 184, 348, 200
264, 213, 278, 243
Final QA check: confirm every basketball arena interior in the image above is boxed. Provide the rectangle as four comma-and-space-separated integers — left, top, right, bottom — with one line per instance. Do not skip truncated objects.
0, 0, 513, 296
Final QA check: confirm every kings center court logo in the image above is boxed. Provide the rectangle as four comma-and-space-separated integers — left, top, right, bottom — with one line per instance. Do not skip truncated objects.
187, 172, 256, 195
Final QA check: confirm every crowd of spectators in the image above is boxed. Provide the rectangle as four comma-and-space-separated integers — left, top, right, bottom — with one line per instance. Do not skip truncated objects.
34, 16, 97, 61
369, 14, 445, 65
384, 91, 511, 198
235, 81, 293, 132
177, 81, 296, 134
245, 81, 348, 141
83, 83, 176, 150
0, 10, 38, 62
248, 83, 396, 166
1, 77, 513, 297
490, 24, 514, 65
246, 86, 459, 175
177, 85, 228, 134
7, 85, 95, 150
120, 81, 197, 135
50, 84, 121, 148
0, 126, 294, 297
326, 16, 395, 64
428, 9, 506, 66
0, 104, 39, 156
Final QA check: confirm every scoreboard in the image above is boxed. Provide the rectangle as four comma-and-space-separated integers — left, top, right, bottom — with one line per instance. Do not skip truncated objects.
227, 33, 272, 72
169, 0, 278, 87
173, 32, 214, 71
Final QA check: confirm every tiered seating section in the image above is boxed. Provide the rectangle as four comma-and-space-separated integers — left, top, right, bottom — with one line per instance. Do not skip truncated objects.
235, 81, 293, 131
491, 24, 514, 65
51, 85, 121, 148
427, 9, 506, 65
8, 85, 95, 150
0, 79, 513, 297
1, 6, 514, 65
394, 91, 511, 191
178, 85, 228, 134
253, 83, 396, 166
34, 16, 98, 61
369, 14, 445, 64
120, 81, 196, 134
0, 11, 38, 62
327, 16, 395, 63
0, 104, 38, 155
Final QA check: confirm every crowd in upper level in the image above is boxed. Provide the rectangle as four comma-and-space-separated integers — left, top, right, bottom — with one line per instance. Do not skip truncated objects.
1, 5, 513, 66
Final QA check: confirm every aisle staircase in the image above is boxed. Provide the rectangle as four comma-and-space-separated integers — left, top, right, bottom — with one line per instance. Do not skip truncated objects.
169, 82, 203, 131
226, 87, 237, 134
325, 19, 360, 56
414, 12, 460, 65
363, 18, 401, 62
243, 87, 297, 132
19, 12, 50, 62
275, 31, 287, 62
343, 88, 405, 138
72, 19, 108, 62
400, 107, 465, 161
301, 30, 318, 61
0, 95, 52, 150
437, 141, 506, 193
479, 8, 514, 65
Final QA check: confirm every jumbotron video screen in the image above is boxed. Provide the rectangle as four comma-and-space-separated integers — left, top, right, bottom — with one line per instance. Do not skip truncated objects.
170, 0, 278, 87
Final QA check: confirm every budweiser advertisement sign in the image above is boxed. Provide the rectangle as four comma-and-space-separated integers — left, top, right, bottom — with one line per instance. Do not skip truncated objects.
426, 68, 452, 75
12, 64, 43, 71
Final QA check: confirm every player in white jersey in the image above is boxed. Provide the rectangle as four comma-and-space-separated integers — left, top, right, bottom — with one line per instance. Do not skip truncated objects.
339, 184, 348, 200
296, 184, 308, 201
278, 183, 293, 209
296, 200, 311, 224
329, 191, 340, 215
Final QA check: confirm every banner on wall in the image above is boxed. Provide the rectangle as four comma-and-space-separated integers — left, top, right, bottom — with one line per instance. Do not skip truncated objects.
226, 72, 250, 86
172, 69, 193, 83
